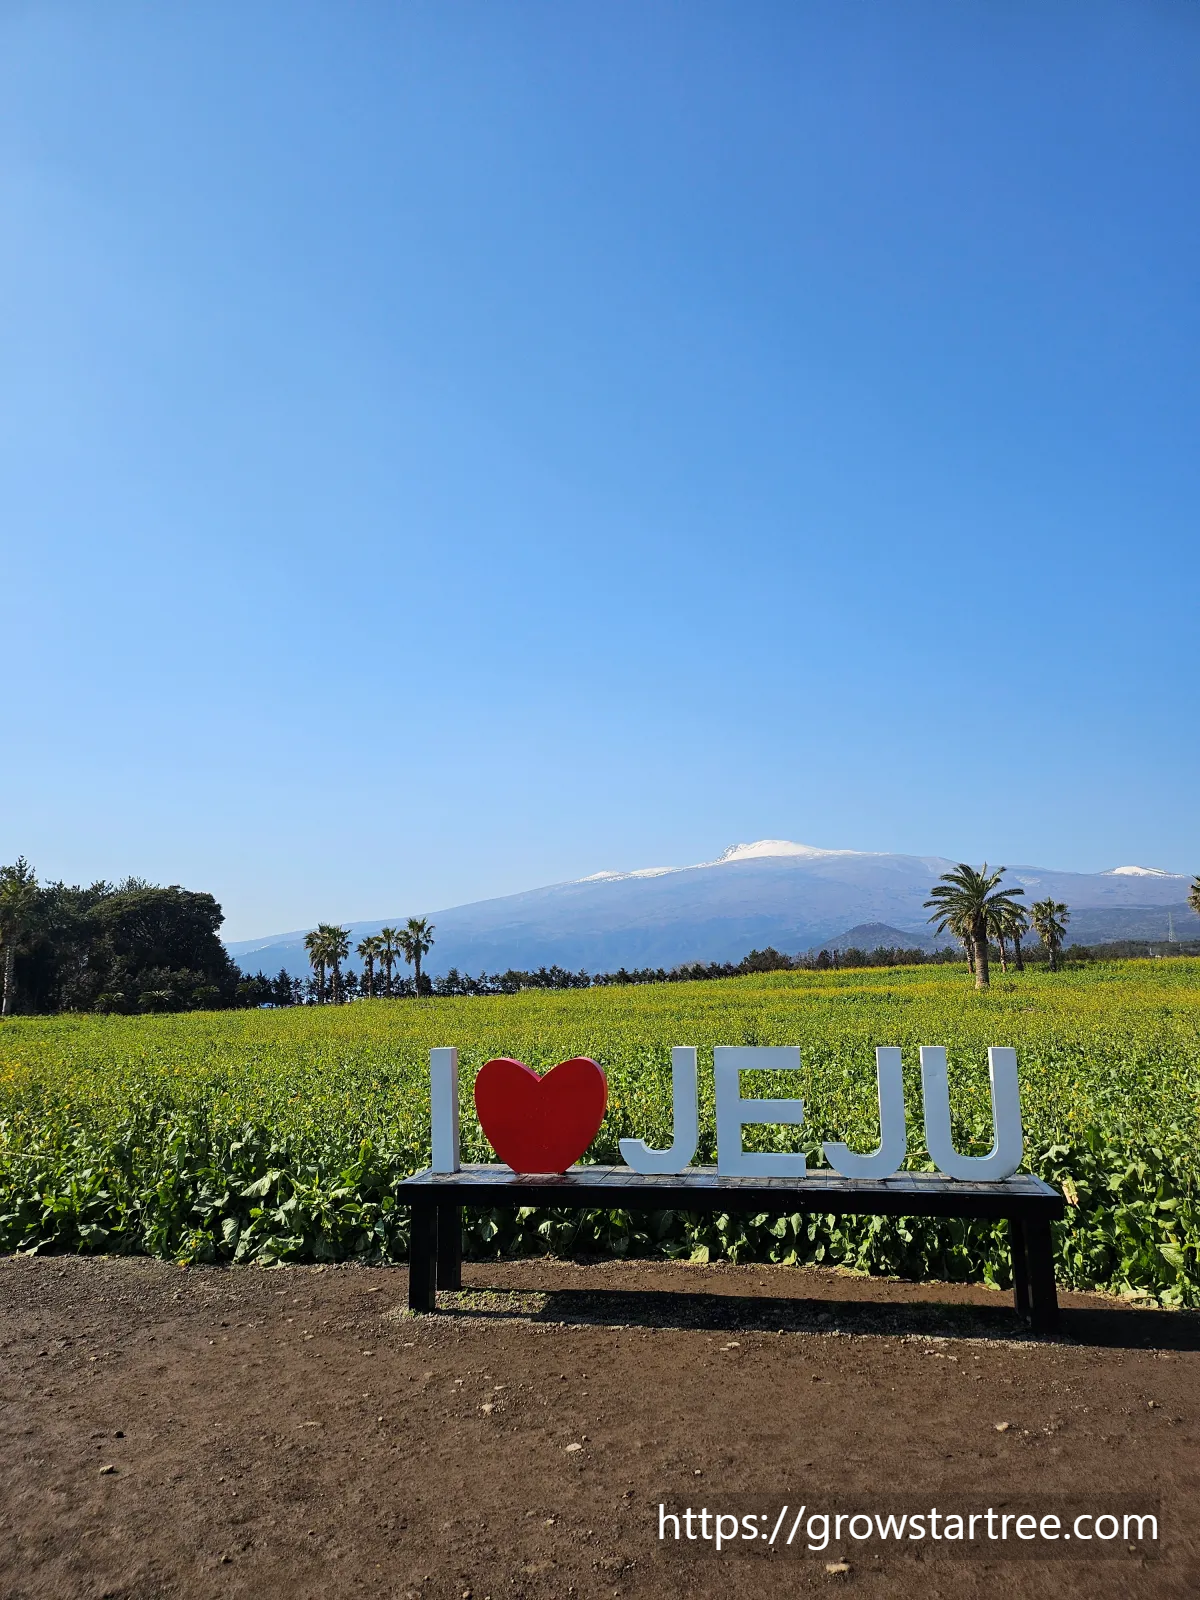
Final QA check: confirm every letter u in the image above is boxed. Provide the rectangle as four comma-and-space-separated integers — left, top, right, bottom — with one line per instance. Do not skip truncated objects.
920, 1046, 1023, 1180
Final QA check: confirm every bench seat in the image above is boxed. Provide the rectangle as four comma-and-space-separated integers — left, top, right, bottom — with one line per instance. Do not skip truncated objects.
401, 1164, 1065, 1333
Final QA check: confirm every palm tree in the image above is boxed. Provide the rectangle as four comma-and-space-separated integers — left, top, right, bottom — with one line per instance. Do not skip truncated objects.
1031, 898, 1070, 971
397, 915, 435, 996
1189, 876, 1200, 921
0, 857, 38, 1017
924, 863, 1026, 990
989, 904, 1010, 973
1003, 902, 1030, 973
320, 923, 351, 1003
357, 934, 382, 999
988, 899, 1030, 975
378, 927, 401, 997
946, 910, 975, 975
304, 926, 330, 1003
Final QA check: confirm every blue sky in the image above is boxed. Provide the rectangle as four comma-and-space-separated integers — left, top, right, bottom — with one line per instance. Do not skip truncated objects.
3, 1, 1198, 940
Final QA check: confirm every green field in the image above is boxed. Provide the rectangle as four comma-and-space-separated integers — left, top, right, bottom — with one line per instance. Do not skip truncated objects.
2, 960, 1198, 1303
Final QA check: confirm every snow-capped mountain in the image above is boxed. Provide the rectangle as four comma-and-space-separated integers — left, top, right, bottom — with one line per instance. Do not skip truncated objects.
225, 841, 1197, 979
1105, 864, 1177, 877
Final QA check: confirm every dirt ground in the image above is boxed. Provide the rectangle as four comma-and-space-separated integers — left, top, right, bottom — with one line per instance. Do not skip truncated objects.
2, 1255, 1198, 1600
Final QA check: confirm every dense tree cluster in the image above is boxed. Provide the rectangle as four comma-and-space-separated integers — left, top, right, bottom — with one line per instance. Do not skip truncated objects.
0, 859, 243, 1015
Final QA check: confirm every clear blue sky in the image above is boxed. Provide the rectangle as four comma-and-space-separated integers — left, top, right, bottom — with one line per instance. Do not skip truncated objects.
3, 1, 1198, 940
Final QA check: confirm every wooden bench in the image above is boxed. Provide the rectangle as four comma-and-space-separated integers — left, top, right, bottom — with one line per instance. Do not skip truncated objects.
401, 1165, 1065, 1334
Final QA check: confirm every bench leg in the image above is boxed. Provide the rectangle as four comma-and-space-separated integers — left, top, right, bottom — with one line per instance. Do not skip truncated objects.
408, 1198, 438, 1313
436, 1204, 462, 1291
1023, 1214, 1059, 1336
1009, 1217, 1030, 1320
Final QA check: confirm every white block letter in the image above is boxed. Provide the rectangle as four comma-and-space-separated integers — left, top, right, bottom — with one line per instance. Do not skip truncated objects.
920, 1046, 1023, 1181
823, 1046, 907, 1179
714, 1046, 806, 1178
430, 1046, 460, 1173
620, 1047, 699, 1175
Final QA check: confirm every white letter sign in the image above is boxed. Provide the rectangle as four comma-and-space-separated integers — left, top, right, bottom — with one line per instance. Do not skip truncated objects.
822, 1046, 908, 1179
430, 1046, 460, 1173
619, 1047, 699, 1175
714, 1046, 807, 1178
920, 1045, 1023, 1181
430, 1039, 1027, 1184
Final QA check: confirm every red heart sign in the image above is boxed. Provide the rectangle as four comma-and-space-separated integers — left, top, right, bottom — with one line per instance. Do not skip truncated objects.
473, 1056, 608, 1174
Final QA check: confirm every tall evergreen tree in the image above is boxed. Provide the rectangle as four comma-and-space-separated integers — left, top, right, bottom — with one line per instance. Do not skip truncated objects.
0, 857, 38, 1016
271, 968, 296, 1007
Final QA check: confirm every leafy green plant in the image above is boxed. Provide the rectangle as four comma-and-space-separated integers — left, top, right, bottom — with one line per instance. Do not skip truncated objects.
1, 959, 1198, 1302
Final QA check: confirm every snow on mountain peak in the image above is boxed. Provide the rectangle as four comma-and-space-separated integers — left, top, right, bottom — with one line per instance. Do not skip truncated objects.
1106, 865, 1177, 878
578, 865, 677, 883
579, 840, 866, 883
714, 839, 862, 865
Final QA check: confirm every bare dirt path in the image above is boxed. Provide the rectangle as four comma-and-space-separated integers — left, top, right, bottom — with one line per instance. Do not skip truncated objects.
2, 1255, 1197, 1599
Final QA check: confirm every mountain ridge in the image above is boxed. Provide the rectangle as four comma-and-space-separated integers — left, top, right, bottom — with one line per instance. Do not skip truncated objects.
226, 840, 1197, 978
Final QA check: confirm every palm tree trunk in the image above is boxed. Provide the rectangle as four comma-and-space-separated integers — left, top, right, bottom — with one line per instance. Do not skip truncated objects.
973, 919, 990, 989
997, 933, 1008, 973
2, 943, 13, 1016
414, 952, 422, 994
332, 959, 341, 1004
1013, 931, 1024, 973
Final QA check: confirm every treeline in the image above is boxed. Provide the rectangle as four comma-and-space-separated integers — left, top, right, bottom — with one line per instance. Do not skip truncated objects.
241, 942, 964, 1005
240, 933, 1163, 1008
1064, 938, 1200, 963
233, 967, 433, 1007
416, 937, 1070, 993
0, 859, 247, 1016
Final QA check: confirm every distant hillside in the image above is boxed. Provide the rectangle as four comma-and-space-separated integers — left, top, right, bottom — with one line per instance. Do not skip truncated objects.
226, 840, 1194, 979
1063, 904, 1200, 947
810, 922, 950, 955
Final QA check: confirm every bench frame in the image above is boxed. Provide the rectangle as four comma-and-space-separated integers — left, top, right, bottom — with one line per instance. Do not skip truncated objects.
401, 1165, 1065, 1334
